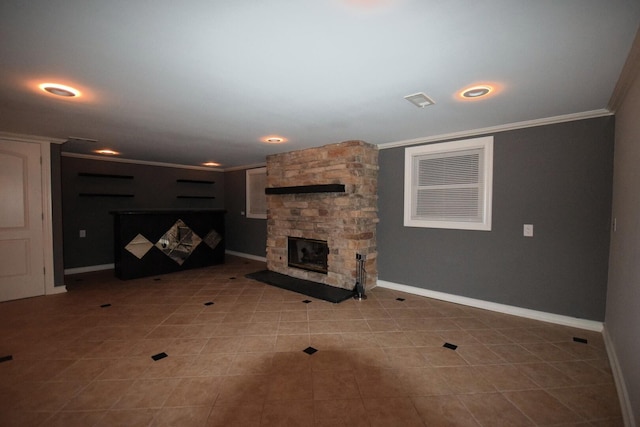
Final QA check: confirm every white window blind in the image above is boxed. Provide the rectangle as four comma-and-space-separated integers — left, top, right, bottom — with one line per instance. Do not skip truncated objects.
404, 137, 493, 231
246, 167, 267, 219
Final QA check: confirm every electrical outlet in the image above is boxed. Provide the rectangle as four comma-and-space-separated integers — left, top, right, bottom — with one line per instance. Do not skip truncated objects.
79, 229, 86, 238
523, 224, 533, 237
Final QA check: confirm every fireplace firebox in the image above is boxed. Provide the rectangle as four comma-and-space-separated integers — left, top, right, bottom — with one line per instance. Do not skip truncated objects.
288, 237, 328, 274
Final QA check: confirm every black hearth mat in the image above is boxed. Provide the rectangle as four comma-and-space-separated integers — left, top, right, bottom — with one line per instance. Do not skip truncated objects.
245, 270, 355, 303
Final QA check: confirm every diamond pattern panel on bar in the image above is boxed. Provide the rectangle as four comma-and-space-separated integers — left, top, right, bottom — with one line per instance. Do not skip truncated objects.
203, 229, 222, 250
155, 219, 202, 265
124, 233, 154, 259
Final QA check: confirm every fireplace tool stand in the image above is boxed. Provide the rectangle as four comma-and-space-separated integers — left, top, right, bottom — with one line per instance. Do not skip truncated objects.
353, 253, 367, 300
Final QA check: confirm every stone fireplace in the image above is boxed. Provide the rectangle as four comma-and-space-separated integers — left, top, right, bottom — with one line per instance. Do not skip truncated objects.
266, 140, 378, 291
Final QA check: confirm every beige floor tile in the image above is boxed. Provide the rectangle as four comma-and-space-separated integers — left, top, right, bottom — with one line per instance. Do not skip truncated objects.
54, 358, 112, 381
456, 343, 506, 365
341, 332, 380, 349
547, 384, 622, 421
163, 376, 223, 407
312, 370, 360, 400
239, 335, 277, 352
207, 401, 263, 426
518, 362, 578, 388
151, 405, 212, 427
373, 331, 414, 347
97, 408, 158, 427
383, 347, 428, 368
475, 364, 539, 391
0, 259, 623, 426
261, 399, 315, 426
466, 328, 514, 344
97, 356, 150, 380
309, 333, 345, 350
422, 346, 469, 367
63, 379, 135, 410
279, 321, 310, 334
551, 360, 615, 385
394, 367, 453, 396
163, 337, 208, 356
362, 397, 424, 427
200, 336, 243, 354
504, 389, 582, 425
412, 395, 481, 426
216, 375, 270, 405
275, 334, 310, 352
355, 369, 407, 398
271, 351, 313, 374
267, 372, 314, 400
229, 352, 274, 375
458, 392, 534, 426
42, 410, 107, 427
313, 398, 370, 427
16, 380, 88, 412
434, 366, 496, 394
308, 320, 343, 334
487, 343, 542, 363
112, 378, 181, 409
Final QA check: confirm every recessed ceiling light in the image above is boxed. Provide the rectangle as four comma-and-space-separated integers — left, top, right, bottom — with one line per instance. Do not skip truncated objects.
462, 85, 492, 98
95, 149, 119, 155
203, 162, 221, 167
455, 84, 501, 101
404, 92, 435, 108
39, 83, 80, 97
262, 135, 287, 144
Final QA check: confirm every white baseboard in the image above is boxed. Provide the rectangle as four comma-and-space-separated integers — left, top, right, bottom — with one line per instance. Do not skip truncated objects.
376, 280, 603, 332
64, 263, 114, 275
46, 285, 67, 295
603, 327, 635, 427
225, 250, 267, 262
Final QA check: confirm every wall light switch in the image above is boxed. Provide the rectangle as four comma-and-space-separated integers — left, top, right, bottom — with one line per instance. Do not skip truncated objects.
79, 229, 86, 238
523, 224, 533, 237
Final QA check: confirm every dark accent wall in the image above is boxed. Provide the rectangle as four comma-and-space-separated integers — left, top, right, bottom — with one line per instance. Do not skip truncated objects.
50, 144, 65, 285
61, 157, 223, 269
377, 117, 614, 321
224, 168, 267, 258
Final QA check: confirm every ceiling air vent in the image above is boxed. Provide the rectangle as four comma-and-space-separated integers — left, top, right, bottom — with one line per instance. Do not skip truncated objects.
404, 92, 435, 108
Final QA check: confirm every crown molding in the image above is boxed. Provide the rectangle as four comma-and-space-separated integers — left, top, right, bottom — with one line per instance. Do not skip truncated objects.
378, 109, 613, 150
61, 152, 224, 171
223, 162, 267, 172
0, 131, 66, 144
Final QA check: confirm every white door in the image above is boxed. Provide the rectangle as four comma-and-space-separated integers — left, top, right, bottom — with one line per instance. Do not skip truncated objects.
0, 139, 45, 301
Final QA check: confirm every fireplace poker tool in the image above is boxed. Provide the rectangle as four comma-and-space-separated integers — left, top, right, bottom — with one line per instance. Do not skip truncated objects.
353, 253, 367, 300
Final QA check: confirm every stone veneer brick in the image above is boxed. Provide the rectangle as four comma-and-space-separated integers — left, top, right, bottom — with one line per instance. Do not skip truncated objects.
266, 140, 378, 290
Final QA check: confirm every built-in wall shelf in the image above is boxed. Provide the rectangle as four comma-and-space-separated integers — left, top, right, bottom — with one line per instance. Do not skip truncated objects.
79, 193, 135, 198
78, 172, 134, 179
176, 179, 215, 184
176, 195, 216, 199
265, 184, 346, 195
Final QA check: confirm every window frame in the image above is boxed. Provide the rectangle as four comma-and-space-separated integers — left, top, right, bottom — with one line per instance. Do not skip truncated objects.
246, 167, 267, 219
403, 136, 493, 231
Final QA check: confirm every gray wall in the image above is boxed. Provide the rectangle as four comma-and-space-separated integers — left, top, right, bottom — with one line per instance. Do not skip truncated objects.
51, 144, 65, 285
378, 117, 614, 321
61, 157, 223, 269
224, 168, 267, 258
606, 66, 640, 423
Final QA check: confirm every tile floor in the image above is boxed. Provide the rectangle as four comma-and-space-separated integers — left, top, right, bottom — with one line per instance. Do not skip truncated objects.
0, 256, 622, 426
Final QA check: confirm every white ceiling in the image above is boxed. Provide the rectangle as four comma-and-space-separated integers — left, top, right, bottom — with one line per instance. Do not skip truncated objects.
1, 1, 639, 169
